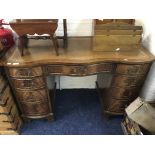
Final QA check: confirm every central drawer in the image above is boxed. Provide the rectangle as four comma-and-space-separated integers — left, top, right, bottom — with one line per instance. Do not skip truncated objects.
16, 89, 48, 103
11, 77, 45, 90
47, 63, 113, 75
47, 65, 87, 75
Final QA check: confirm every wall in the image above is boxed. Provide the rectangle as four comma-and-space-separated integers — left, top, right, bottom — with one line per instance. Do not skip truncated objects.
135, 19, 155, 55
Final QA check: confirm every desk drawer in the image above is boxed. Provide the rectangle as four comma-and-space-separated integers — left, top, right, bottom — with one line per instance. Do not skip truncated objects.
11, 77, 45, 90
21, 101, 50, 116
87, 63, 114, 74
16, 89, 48, 103
47, 63, 113, 75
116, 64, 150, 75
47, 65, 87, 75
112, 75, 145, 87
106, 87, 139, 100
104, 98, 129, 114
8, 67, 43, 78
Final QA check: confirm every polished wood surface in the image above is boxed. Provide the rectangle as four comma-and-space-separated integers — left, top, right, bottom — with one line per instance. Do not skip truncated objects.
3, 37, 154, 67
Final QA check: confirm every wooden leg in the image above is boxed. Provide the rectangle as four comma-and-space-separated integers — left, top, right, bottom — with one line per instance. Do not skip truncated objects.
102, 112, 112, 119
18, 35, 28, 56
46, 115, 54, 122
23, 35, 29, 49
18, 36, 24, 56
50, 35, 59, 56
63, 19, 67, 48
22, 117, 31, 123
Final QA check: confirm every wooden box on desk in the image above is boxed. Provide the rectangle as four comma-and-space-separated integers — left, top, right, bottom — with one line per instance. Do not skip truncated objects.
92, 19, 143, 51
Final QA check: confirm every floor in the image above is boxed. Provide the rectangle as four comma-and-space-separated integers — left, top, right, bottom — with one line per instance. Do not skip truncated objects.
21, 89, 123, 135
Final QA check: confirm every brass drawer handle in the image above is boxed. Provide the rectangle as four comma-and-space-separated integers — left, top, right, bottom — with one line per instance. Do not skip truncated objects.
70, 67, 86, 74
17, 69, 32, 76
70, 68, 77, 74
21, 79, 35, 88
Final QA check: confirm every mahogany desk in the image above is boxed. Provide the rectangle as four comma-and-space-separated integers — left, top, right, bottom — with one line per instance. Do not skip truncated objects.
2, 37, 155, 121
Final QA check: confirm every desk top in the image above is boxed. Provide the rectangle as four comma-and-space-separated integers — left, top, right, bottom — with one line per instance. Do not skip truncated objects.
2, 37, 155, 67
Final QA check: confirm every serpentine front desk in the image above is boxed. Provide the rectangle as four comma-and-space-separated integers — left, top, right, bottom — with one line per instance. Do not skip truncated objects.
3, 37, 155, 121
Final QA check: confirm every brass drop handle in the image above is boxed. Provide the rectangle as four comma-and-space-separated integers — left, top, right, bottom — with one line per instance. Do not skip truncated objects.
70, 68, 77, 74
78, 67, 85, 72
21, 79, 34, 87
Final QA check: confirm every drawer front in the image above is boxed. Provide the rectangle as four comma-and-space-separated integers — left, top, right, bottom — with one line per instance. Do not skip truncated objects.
47, 65, 87, 75
21, 101, 50, 116
16, 89, 48, 103
47, 63, 113, 76
116, 64, 150, 75
106, 87, 139, 100
104, 98, 129, 113
112, 75, 145, 87
8, 66, 43, 78
87, 63, 113, 74
11, 77, 45, 90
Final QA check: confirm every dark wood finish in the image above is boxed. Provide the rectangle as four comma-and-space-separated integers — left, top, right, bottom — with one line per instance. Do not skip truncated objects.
47, 63, 113, 76
63, 19, 68, 48
104, 97, 129, 114
105, 86, 139, 100
3, 37, 155, 118
8, 66, 43, 78
11, 77, 45, 90
21, 101, 50, 116
5, 65, 55, 121
15, 89, 48, 103
115, 64, 150, 75
111, 74, 146, 87
57, 19, 68, 48
97, 62, 151, 116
